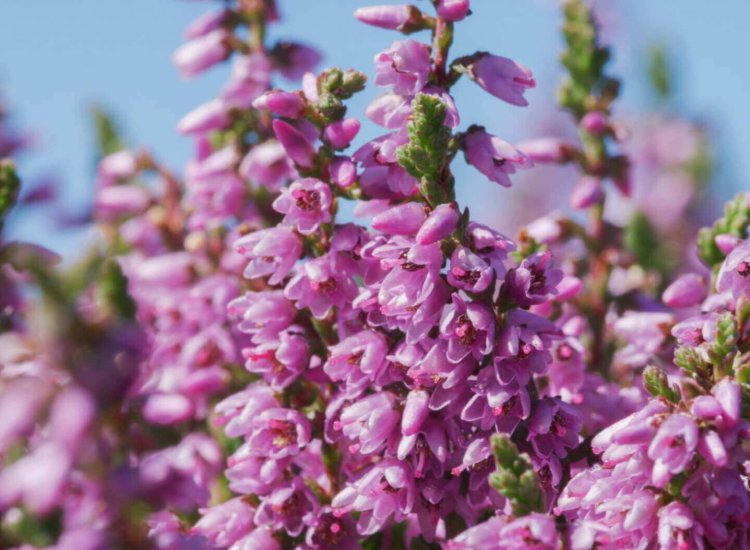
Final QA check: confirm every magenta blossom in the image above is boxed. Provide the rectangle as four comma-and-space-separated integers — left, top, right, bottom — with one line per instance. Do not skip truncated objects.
468, 52, 536, 106
234, 226, 302, 285
504, 250, 563, 307
273, 178, 333, 235
464, 127, 532, 187
439, 295, 495, 363
716, 238, 750, 299
374, 40, 431, 95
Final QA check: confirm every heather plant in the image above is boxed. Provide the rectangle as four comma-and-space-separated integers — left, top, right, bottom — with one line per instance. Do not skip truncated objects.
0, 1, 749, 549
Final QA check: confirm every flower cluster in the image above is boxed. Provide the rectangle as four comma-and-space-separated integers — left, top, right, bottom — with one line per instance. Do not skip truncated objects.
1, 0, 750, 549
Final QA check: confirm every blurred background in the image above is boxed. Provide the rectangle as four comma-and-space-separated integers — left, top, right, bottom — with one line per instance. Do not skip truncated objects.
1, 0, 748, 253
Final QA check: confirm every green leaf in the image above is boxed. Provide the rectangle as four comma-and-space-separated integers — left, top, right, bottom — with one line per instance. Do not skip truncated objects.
643, 365, 681, 403
396, 94, 452, 207
698, 193, 750, 268
0, 160, 20, 232
648, 44, 671, 99
90, 105, 126, 158
489, 434, 545, 516
99, 259, 137, 320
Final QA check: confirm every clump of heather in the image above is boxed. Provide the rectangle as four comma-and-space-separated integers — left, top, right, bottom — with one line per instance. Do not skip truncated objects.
1, 0, 750, 548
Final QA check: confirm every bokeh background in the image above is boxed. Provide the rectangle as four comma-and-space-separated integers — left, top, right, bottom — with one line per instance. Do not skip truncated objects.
1, 0, 748, 253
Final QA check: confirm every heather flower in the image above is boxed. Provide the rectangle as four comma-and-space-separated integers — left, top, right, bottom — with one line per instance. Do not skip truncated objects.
401, 389, 429, 436
336, 392, 399, 454
517, 137, 574, 164
329, 156, 357, 188
255, 479, 319, 537
332, 459, 415, 535
416, 203, 459, 244
246, 408, 311, 459
613, 312, 674, 367
570, 175, 604, 209
306, 507, 359, 549
252, 90, 306, 118
243, 326, 310, 389
439, 295, 494, 363
173, 29, 230, 78
580, 111, 609, 135
447, 246, 494, 293
716, 238, 750, 299
447, 514, 559, 549
437, 0, 470, 22
272, 119, 317, 168
225, 452, 288, 496
354, 5, 421, 31
272, 42, 322, 81
238, 139, 294, 191
213, 383, 279, 438
324, 330, 389, 396
177, 98, 230, 135
372, 202, 426, 235
324, 118, 361, 149
528, 397, 581, 457
234, 226, 302, 285
468, 53, 536, 106
184, 9, 230, 40
504, 250, 562, 307
284, 254, 359, 318
229, 290, 296, 344
647, 413, 699, 488
658, 502, 704, 550
671, 312, 718, 347
374, 40, 431, 95
662, 273, 706, 308
464, 127, 532, 187
193, 498, 255, 547
272, 177, 332, 234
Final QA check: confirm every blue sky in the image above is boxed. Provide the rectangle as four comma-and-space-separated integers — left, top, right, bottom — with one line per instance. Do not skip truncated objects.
1, 0, 749, 252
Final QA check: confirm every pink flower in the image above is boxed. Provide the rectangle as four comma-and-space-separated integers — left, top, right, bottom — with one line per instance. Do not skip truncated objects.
374, 40, 431, 95
235, 226, 302, 285
173, 29, 230, 78
273, 178, 333, 235
464, 128, 532, 187
469, 53, 536, 106
647, 414, 699, 488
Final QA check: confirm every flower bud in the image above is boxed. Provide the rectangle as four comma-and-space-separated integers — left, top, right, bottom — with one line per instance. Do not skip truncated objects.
272, 119, 316, 168
437, 0, 470, 21
516, 138, 574, 164
468, 53, 535, 107
143, 393, 195, 425
354, 5, 425, 32
252, 90, 306, 118
416, 203, 459, 244
372, 202, 426, 235
401, 390, 429, 436
323, 118, 361, 149
95, 185, 150, 219
662, 273, 706, 308
329, 157, 357, 188
184, 9, 230, 40
173, 29, 230, 79
581, 111, 609, 135
178, 98, 230, 135
570, 176, 603, 209
715, 233, 741, 255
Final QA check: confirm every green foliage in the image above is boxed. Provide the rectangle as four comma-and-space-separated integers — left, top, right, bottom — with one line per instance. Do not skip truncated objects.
707, 313, 738, 368
489, 434, 545, 517
697, 193, 750, 268
648, 44, 671, 99
396, 94, 453, 207
624, 211, 672, 274
558, 0, 618, 118
0, 160, 20, 232
674, 346, 704, 376
99, 259, 137, 320
643, 365, 681, 403
90, 105, 126, 158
